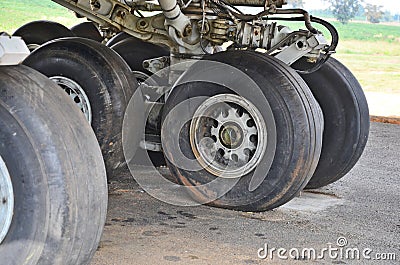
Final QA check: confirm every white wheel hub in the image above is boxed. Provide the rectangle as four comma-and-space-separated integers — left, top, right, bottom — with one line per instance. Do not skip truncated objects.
0, 155, 14, 244
50, 76, 92, 123
190, 94, 267, 178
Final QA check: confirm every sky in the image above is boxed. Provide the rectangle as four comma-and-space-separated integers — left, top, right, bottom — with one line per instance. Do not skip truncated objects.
304, 0, 400, 14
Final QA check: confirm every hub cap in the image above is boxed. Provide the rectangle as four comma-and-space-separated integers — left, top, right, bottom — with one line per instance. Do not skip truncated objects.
0, 155, 14, 244
190, 94, 267, 178
50, 76, 92, 123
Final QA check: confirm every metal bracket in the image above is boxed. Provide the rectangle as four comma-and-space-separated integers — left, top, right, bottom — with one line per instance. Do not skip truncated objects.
143, 56, 170, 74
275, 34, 328, 65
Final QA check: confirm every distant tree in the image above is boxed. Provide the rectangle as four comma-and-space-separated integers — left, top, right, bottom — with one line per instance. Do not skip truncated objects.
287, 0, 304, 8
324, 0, 363, 24
382, 11, 393, 23
365, 4, 384, 24
356, 5, 365, 17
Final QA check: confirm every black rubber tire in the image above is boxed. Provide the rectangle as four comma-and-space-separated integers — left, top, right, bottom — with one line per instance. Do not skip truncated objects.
106, 32, 132, 47
70, 22, 103, 42
161, 51, 323, 211
110, 37, 169, 78
111, 37, 169, 167
0, 65, 107, 265
13, 20, 75, 50
23, 37, 138, 178
295, 57, 370, 189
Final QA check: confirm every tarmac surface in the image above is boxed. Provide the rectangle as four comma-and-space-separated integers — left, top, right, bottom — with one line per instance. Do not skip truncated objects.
91, 122, 399, 265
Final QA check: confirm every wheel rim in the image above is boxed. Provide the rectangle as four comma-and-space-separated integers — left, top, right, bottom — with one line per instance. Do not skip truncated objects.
190, 94, 267, 178
50, 76, 92, 123
0, 155, 14, 244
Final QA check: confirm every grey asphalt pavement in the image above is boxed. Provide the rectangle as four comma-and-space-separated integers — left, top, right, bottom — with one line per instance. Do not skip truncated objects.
91, 122, 399, 265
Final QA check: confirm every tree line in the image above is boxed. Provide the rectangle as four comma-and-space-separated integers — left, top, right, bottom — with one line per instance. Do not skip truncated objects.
286, 0, 397, 24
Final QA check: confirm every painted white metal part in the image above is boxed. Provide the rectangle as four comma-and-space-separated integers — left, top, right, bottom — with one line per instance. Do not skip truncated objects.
0, 155, 14, 244
275, 34, 328, 65
0, 36, 30, 66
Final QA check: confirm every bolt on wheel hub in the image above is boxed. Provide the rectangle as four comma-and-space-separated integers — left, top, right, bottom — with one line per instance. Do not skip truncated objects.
219, 122, 243, 149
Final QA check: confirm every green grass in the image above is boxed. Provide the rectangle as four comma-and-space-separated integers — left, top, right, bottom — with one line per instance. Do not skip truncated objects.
336, 40, 400, 56
278, 20, 400, 44
278, 21, 400, 93
1, 1, 399, 93
328, 22, 400, 43
335, 53, 400, 94
0, 0, 83, 33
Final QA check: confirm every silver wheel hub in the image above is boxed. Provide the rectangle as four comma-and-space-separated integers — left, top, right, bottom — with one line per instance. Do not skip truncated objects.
50, 76, 92, 123
0, 155, 14, 244
190, 94, 267, 178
